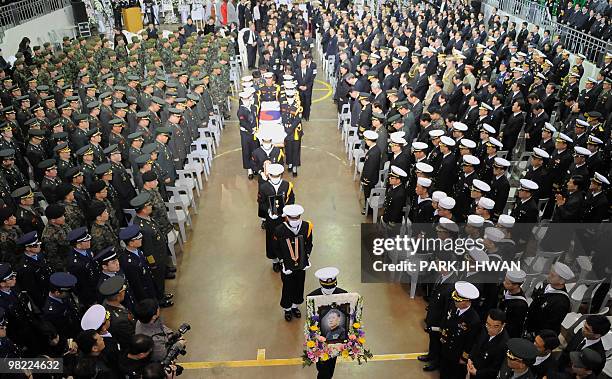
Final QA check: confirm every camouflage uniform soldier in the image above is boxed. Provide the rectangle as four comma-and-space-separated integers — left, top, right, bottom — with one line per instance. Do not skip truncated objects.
41, 204, 71, 271
141, 172, 173, 235
209, 63, 230, 119
56, 183, 86, 231
89, 201, 121, 254
0, 208, 22, 266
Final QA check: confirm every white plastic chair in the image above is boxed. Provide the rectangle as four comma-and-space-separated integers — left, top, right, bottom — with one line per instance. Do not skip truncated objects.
566, 278, 607, 312
184, 155, 208, 183
338, 103, 350, 130
366, 187, 386, 221
166, 201, 192, 243
176, 170, 200, 198
352, 150, 366, 180
167, 230, 180, 266
167, 185, 198, 215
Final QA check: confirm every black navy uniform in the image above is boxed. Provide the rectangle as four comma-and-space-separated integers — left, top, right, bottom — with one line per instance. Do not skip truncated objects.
439, 305, 481, 379
66, 249, 100, 307
525, 283, 570, 336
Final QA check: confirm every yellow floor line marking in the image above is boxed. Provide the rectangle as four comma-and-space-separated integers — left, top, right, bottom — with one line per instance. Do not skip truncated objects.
180, 352, 426, 369
257, 349, 266, 361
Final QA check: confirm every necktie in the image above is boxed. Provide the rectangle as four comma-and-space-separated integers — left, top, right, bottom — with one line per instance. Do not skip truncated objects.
577, 338, 586, 350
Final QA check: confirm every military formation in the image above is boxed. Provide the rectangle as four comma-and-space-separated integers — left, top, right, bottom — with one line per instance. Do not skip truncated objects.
318, 0, 611, 377
0, 21, 237, 377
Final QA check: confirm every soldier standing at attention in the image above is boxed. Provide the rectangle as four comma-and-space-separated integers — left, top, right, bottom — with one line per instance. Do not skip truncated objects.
99, 275, 137, 348
41, 204, 71, 271
258, 72, 281, 103
15, 231, 53, 309
251, 129, 284, 184
307, 267, 347, 379
282, 89, 303, 177
438, 281, 481, 379
273, 204, 312, 322
382, 166, 408, 225
42, 272, 81, 339
238, 91, 258, 179
66, 226, 100, 307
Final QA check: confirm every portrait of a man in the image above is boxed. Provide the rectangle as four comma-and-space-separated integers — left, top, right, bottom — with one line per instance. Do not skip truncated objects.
319, 305, 349, 343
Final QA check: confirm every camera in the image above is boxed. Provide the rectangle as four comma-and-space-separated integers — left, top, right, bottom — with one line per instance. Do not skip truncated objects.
166, 323, 191, 345
161, 342, 186, 376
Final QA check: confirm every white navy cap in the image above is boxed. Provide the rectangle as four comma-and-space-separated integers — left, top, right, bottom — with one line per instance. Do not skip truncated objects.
390, 165, 408, 178
284, 82, 296, 89
417, 177, 432, 187
315, 267, 339, 289
592, 172, 610, 186
472, 179, 491, 192
432, 191, 447, 202
390, 134, 407, 144
239, 91, 252, 99
81, 304, 106, 330
532, 147, 549, 159
506, 269, 526, 283
467, 214, 484, 227
519, 178, 539, 191
587, 135, 604, 145
469, 247, 489, 262
412, 141, 428, 151
267, 163, 284, 176
497, 214, 515, 228
460, 138, 476, 149
263, 72, 274, 78
576, 119, 589, 127
481, 123, 496, 134
479, 103, 493, 111
245, 87, 256, 95
439, 196, 456, 210
552, 262, 574, 281
241, 75, 254, 82
363, 130, 379, 140
543, 122, 556, 133
494, 157, 510, 168
242, 81, 253, 88
484, 226, 504, 242
487, 137, 503, 149
574, 146, 591, 156
283, 74, 294, 81
438, 217, 459, 232
463, 154, 480, 165
478, 197, 495, 210
556, 133, 573, 144
390, 131, 405, 139
415, 162, 433, 174
439, 136, 456, 147
453, 122, 468, 131
454, 281, 480, 299
429, 129, 445, 138
282, 204, 304, 217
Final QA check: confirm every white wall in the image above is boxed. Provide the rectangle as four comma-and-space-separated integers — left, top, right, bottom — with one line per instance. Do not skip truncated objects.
0, 6, 76, 58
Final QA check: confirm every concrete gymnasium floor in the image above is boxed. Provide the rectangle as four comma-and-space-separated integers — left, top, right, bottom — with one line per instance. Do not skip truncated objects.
162, 79, 435, 378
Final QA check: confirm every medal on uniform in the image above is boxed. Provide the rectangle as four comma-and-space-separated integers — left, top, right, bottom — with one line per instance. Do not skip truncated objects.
286, 237, 300, 267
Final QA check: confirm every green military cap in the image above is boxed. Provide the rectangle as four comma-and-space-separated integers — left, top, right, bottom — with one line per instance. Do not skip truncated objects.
135, 154, 152, 166
107, 51, 116, 57
62, 36, 70, 42
125, 96, 137, 105
0, 123, 11, 132
151, 96, 165, 105
114, 86, 127, 93
128, 131, 144, 141
126, 43, 135, 50
99, 92, 112, 100
58, 102, 71, 110
76, 144, 94, 156
85, 51, 94, 58
212, 63, 222, 70
64, 166, 84, 180
177, 70, 188, 77
66, 96, 80, 102
165, 92, 177, 98
0, 148, 15, 158
8, 85, 20, 92
51, 131, 69, 141
142, 143, 157, 155
37, 85, 49, 91
155, 126, 172, 135
386, 89, 398, 96
127, 75, 140, 82
219, 53, 229, 61
57, 52, 66, 59
191, 79, 203, 86
168, 107, 182, 114
53, 142, 70, 153
189, 65, 200, 72
388, 114, 402, 123
187, 94, 199, 102
160, 38, 169, 43
94, 162, 112, 176
113, 102, 128, 109
396, 101, 410, 109
1, 106, 15, 114
25, 118, 40, 127
128, 56, 138, 62
16, 95, 29, 102
100, 73, 113, 81
165, 82, 178, 89
372, 112, 385, 121
99, 62, 111, 69
43, 42, 51, 47
109, 118, 125, 126
130, 192, 151, 209
145, 64, 156, 71
29, 103, 43, 112
174, 98, 186, 104
130, 36, 140, 43
11, 186, 34, 200
84, 84, 97, 90
61, 85, 73, 91
42, 95, 54, 102
78, 71, 90, 78
155, 75, 166, 82
86, 128, 101, 138
136, 111, 150, 119
37, 159, 56, 170
74, 114, 89, 122
26, 76, 37, 83
171, 42, 179, 48
87, 101, 100, 110
103, 144, 120, 155
28, 128, 45, 137
142, 80, 154, 87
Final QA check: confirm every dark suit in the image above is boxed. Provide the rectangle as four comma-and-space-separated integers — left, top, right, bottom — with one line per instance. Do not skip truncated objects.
243, 30, 258, 69
435, 152, 458, 194
525, 111, 549, 151
468, 328, 509, 379
501, 112, 525, 157
296, 67, 315, 120
489, 174, 510, 217
557, 329, 606, 372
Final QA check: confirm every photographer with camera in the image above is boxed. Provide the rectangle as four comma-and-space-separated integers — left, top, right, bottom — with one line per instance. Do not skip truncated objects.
133, 299, 187, 362
142, 362, 181, 379
118, 334, 155, 378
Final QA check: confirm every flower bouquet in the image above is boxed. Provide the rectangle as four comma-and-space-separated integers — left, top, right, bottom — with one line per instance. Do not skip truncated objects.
302, 295, 373, 367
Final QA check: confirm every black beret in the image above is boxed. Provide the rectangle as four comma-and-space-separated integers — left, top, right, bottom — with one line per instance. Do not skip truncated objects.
44, 204, 65, 219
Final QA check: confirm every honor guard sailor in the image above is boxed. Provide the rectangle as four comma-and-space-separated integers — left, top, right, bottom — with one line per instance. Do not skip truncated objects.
273, 204, 313, 322
238, 91, 258, 179
307, 267, 348, 379
251, 129, 284, 183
